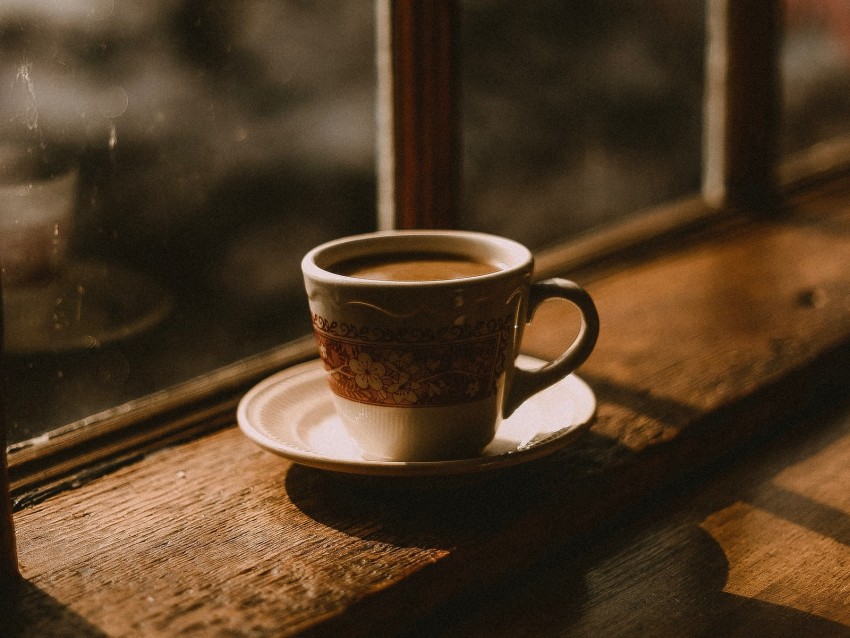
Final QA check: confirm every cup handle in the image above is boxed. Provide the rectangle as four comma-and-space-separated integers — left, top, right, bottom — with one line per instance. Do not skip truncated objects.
502, 278, 600, 418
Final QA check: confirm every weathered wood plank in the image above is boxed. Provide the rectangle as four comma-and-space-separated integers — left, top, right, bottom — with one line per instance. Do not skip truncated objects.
6, 180, 850, 636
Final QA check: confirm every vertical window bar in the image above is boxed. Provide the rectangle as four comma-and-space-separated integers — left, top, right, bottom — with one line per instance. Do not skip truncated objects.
703, 0, 781, 211
1, 325, 18, 589
376, 0, 460, 230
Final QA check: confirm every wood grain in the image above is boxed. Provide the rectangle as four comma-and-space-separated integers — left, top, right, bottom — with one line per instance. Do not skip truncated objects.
7, 178, 850, 635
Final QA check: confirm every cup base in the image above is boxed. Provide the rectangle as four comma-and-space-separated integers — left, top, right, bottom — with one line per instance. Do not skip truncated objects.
332, 394, 500, 462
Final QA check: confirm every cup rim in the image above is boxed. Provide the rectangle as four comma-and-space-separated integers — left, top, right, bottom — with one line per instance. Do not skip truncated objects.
301, 230, 533, 287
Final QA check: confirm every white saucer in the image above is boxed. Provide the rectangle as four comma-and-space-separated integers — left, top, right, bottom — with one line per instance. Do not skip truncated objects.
237, 355, 596, 477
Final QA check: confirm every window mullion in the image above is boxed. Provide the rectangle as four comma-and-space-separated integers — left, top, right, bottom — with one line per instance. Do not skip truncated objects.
703, 0, 781, 211
376, 0, 460, 230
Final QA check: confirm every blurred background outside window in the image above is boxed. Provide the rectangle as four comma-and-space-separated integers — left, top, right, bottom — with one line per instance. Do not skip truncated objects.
1, 0, 847, 447
783, 0, 850, 154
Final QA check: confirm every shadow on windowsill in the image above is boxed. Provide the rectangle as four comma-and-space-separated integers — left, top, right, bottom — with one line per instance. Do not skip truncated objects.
1, 579, 108, 638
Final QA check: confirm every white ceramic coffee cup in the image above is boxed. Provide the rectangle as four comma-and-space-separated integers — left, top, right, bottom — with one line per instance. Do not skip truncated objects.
301, 230, 599, 461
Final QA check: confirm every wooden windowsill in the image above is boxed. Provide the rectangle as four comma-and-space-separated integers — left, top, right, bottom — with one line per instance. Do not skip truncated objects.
6, 173, 850, 636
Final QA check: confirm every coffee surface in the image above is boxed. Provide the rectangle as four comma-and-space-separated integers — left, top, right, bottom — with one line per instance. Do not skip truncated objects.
332, 252, 500, 281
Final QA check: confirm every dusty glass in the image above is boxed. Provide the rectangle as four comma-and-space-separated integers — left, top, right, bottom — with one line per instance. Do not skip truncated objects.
458, 0, 707, 249
1, 2, 377, 445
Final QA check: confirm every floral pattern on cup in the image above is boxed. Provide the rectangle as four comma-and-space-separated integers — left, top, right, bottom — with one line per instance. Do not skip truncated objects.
312, 314, 512, 407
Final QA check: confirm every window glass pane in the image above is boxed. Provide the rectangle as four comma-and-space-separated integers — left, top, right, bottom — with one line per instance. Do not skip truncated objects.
782, 0, 850, 156
459, 1, 706, 250
4, 1, 712, 449
1, 1, 376, 446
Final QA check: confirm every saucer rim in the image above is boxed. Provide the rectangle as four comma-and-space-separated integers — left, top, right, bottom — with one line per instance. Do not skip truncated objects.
237, 356, 596, 477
